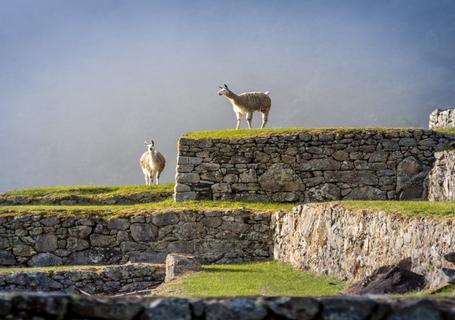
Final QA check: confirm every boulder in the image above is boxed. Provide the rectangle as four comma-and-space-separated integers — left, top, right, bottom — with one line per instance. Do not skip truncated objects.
258, 163, 304, 192
0, 250, 16, 266
343, 259, 425, 295
165, 254, 201, 282
28, 253, 63, 267
35, 234, 58, 252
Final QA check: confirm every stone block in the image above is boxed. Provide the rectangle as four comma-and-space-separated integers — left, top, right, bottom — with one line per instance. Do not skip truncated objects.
165, 253, 201, 282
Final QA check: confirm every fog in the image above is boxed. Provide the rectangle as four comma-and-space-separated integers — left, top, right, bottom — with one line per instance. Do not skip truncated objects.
1, 0, 455, 191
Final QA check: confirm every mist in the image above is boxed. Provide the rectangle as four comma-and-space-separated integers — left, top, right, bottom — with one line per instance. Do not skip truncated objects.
1, 0, 455, 191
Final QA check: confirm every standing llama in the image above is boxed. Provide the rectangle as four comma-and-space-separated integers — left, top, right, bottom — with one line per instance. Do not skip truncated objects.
217, 84, 271, 129
140, 140, 166, 185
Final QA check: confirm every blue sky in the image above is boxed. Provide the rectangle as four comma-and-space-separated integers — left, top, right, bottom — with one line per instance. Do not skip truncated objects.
1, 0, 454, 190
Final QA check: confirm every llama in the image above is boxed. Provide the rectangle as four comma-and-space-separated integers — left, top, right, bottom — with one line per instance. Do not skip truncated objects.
217, 84, 271, 129
140, 140, 166, 185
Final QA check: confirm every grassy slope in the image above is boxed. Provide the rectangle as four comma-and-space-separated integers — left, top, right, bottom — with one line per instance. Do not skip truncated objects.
182, 127, 425, 139
0, 199, 293, 217
1, 184, 174, 198
152, 261, 346, 297
340, 200, 455, 218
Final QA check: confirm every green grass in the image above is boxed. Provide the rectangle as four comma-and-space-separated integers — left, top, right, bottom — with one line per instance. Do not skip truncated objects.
152, 261, 346, 297
0, 199, 293, 218
2, 184, 174, 198
340, 200, 455, 218
433, 128, 455, 136
182, 127, 423, 140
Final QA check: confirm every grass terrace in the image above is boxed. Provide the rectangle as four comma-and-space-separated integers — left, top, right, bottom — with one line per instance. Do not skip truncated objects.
182, 127, 426, 139
152, 261, 347, 297
340, 200, 455, 218
0, 199, 294, 218
1, 183, 174, 198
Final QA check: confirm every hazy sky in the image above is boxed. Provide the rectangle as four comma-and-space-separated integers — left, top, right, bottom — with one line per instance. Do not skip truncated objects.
1, 0, 455, 191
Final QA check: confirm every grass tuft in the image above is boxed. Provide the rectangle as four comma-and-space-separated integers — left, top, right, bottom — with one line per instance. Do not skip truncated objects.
152, 261, 346, 297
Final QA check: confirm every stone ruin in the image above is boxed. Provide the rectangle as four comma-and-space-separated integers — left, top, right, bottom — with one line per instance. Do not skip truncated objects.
429, 107, 455, 129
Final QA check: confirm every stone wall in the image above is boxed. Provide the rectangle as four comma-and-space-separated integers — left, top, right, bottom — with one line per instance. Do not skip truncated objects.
2, 293, 455, 320
0, 263, 164, 295
429, 108, 455, 129
175, 129, 452, 202
428, 150, 455, 201
0, 210, 271, 267
273, 203, 455, 288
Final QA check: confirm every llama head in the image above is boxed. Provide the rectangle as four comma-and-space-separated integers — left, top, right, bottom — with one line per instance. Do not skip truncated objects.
217, 84, 231, 96
144, 140, 155, 152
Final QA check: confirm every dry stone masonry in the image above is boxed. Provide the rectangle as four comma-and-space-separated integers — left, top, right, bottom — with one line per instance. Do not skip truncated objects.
0, 263, 164, 295
0, 210, 271, 267
2, 293, 455, 320
428, 150, 455, 201
175, 129, 453, 202
429, 108, 455, 129
273, 203, 455, 289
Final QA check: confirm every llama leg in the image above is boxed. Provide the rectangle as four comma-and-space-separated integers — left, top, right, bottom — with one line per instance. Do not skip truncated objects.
246, 112, 253, 129
156, 172, 161, 185
236, 113, 241, 129
144, 173, 150, 185
261, 112, 268, 128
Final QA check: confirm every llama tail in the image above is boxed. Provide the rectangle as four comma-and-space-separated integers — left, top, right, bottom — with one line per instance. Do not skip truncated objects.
264, 91, 271, 96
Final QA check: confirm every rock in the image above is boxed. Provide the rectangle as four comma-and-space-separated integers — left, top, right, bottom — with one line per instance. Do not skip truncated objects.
13, 243, 35, 257
141, 298, 191, 320
388, 300, 443, 320
306, 183, 340, 202
262, 297, 320, 320
343, 260, 425, 295
152, 212, 179, 226
71, 297, 144, 320
396, 156, 426, 200
0, 250, 16, 266
107, 218, 130, 230
28, 253, 63, 267
165, 254, 201, 282
204, 298, 267, 320
345, 186, 386, 200
258, 163, 304, 192
428, 151, 455, 201
429, 108, 455, 129
130, 224, 158, 242
35, 234, 58, 252
444, 252, 455, 264
90, 234, 116, 247
319, 297, 377, 320
176, 173, 200, 184
302, 158, 341, 171
442, 268, 455, 284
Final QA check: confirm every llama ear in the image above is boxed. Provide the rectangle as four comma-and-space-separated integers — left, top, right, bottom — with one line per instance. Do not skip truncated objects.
218, 86, 223, 89
144, 141, 148, 145
151, 140, 155, 147
224, 84, 229, 89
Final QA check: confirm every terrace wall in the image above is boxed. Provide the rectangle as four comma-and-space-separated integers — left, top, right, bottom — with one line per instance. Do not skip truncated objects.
2, 293, 455, 320
273, 203, 455, 288
175, 129, 453, 202
0, 263, 164, 295
0, 210, 271, 267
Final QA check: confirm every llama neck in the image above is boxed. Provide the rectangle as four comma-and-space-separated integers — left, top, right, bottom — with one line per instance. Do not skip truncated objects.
225, 91, 240, 104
